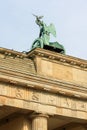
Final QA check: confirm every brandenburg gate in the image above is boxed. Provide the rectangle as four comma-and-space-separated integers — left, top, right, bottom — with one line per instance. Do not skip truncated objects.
0, 47, 87, 130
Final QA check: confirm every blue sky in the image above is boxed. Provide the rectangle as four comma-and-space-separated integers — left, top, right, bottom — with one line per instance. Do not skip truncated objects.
0, 0, 87, 59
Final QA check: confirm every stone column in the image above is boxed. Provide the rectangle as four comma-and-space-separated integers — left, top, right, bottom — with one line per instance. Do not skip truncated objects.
0, 116, 31, 130
31, 113, 49, 130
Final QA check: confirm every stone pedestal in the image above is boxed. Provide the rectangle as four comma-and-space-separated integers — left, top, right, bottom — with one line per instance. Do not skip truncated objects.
31, 114, 49, 130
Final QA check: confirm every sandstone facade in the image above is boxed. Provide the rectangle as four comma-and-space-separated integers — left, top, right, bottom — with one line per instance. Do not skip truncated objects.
0, 47, 87, 130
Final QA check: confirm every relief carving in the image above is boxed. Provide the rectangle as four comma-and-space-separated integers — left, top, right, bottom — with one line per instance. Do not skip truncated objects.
1, 83, 87, 114
48, 95, 57, 105
15, 87, 23, 98
77, 101, 86, 111
32, 91, 39, 101
61, 97, 71, 108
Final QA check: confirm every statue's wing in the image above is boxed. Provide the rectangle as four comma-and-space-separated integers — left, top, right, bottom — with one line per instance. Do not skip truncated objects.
48, 23, 56, 37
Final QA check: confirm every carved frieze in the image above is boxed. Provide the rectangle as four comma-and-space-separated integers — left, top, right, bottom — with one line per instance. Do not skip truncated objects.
0, 83, 87, 113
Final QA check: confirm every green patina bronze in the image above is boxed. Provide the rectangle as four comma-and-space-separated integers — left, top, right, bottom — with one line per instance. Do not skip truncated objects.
31, 15, 65, 54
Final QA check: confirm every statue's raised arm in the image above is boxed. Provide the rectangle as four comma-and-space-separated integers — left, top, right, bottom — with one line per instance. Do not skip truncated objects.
33, 14, 43, 27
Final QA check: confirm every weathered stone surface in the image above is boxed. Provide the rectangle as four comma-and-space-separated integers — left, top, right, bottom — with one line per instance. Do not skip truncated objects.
31, 114, 48, 130
0, 82, 87, 120
0, 47, 87, 129
28, 48, 87, 87
0, 116, 31, 130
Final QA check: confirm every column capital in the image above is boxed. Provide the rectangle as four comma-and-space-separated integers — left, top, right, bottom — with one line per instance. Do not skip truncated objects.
30, 112, 49, 119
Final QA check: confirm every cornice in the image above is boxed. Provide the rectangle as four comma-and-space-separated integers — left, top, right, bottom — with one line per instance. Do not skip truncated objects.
0, 47, 87, 70
27, 48, 87, 69
0, 47, 26, 59
0, 67, 87, 100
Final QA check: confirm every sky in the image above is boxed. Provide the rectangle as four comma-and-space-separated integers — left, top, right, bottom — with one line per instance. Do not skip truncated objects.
0, 0, 87, 60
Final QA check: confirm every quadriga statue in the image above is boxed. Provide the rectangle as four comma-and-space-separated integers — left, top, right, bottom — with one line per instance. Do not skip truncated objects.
31, 15, 65, 54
